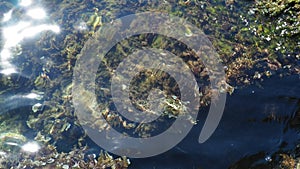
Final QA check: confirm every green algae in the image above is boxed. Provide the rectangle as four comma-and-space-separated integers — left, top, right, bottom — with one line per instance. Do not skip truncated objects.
0, 0, 299, 168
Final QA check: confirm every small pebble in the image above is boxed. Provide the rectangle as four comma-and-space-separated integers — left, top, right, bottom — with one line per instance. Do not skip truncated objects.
46, 158, 55, 164
62, 164, 69, 169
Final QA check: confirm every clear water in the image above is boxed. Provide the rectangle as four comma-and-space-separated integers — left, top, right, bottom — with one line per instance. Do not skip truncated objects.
0, 0, 299, 168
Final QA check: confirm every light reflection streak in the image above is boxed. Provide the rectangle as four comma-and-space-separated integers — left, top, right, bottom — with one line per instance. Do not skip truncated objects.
21, 141, 40, 153
2, 9, 13, 22
26, 7, 46, 19
2, 21, 31, 47
21, 24, 60, 38
0, 92, 44, 114
0, 2, 60, 76
10, 92, 44, 100
19, 0, 32, 7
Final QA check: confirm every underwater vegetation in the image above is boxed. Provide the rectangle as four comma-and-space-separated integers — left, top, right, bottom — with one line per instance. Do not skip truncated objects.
0, 0, 299, 168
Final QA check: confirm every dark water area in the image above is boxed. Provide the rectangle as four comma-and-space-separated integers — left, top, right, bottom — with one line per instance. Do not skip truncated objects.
130, 74, 300, 169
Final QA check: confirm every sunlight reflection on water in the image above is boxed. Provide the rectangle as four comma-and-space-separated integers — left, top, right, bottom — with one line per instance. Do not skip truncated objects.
0, 1, 60, 76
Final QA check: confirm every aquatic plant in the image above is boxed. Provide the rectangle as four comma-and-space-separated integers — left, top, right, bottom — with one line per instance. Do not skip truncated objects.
0, 0, 299, 168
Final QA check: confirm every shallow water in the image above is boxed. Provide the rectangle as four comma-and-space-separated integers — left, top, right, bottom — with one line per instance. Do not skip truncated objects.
129, 74, 300, 169
0, 0, 299, 168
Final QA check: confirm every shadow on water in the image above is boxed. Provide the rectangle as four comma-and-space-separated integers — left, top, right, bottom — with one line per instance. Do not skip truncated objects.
129, 74, 300, 169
